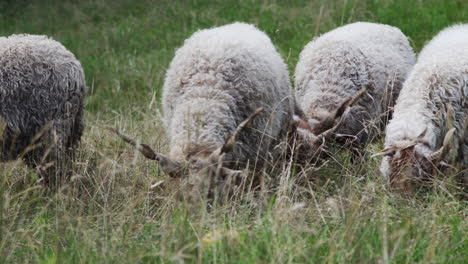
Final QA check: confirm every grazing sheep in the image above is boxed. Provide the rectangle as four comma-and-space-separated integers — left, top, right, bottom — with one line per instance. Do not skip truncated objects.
0, 34, 86, 188
378, 24, 468, 192
294, 22, 416, 161
111, 23, 294, 196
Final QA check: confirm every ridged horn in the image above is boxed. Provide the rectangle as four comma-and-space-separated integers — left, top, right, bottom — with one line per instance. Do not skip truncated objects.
106, 127, 184, 177
219, 107, 264, 155
428, 127, 456, 161
313, 84, 370, 143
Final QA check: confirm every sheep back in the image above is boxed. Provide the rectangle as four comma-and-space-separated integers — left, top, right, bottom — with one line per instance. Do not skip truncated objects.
381, 24, 468, 181
0, 34, 86, 167
161, 22, 294, 167
295, 22, 415, 146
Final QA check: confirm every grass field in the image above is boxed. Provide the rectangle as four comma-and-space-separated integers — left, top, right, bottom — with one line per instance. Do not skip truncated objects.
0, 0, 467, 263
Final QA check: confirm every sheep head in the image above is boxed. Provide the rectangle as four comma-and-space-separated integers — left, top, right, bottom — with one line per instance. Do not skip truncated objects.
107, 108, 263, 190
182, 107, 263, 192
293, 85, 369, 160
376, 128, 456, 192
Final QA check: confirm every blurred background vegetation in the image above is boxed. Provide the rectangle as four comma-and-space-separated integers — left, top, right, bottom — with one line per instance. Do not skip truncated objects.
1, 0, 466, 114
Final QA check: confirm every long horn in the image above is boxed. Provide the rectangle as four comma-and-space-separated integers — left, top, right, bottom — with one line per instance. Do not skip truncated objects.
220, 107, 264, 154
106, 127, 184, 177
428, 127, 456, 161
314, 106, 351, 144
313, 85, 370, 143
107, 127, 157, 160
333, 84, 370, 120
371, 147, 397, 158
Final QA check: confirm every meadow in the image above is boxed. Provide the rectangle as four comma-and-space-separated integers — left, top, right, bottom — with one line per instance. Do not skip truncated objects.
0, 0, 467, 263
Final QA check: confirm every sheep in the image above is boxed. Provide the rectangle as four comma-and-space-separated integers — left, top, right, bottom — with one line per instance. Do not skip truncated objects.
293, 22, 416, 162
111, 22, 294, 197
377, 24, 468, 192
0, 34, 86, 188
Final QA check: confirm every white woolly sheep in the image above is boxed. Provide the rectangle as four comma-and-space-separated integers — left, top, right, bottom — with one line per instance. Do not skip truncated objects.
293, 22, 416, 161
378, 24, 468, 192
0, 34, 86, 188
111, 23, 294, 196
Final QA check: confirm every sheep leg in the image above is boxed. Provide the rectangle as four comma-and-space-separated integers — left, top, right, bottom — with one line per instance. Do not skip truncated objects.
459, 133, 468, 197
69, 104, 84, 151
22, 121, 74, 189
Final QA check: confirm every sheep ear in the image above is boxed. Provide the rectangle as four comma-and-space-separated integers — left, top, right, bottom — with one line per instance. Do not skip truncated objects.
218, 107, 264, 155
428, 127, 456, 161
106, 127, 184, 177
372, 147, 397, 158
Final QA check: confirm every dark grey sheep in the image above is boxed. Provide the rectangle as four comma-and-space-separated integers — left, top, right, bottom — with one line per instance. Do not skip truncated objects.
0, 34, 86, 187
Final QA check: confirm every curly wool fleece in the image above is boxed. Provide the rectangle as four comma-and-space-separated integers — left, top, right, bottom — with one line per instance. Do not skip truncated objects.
295, 22, 416, 148
380, 24, 468, 181
161, 22, 294, 168
0, 34, 86, 183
